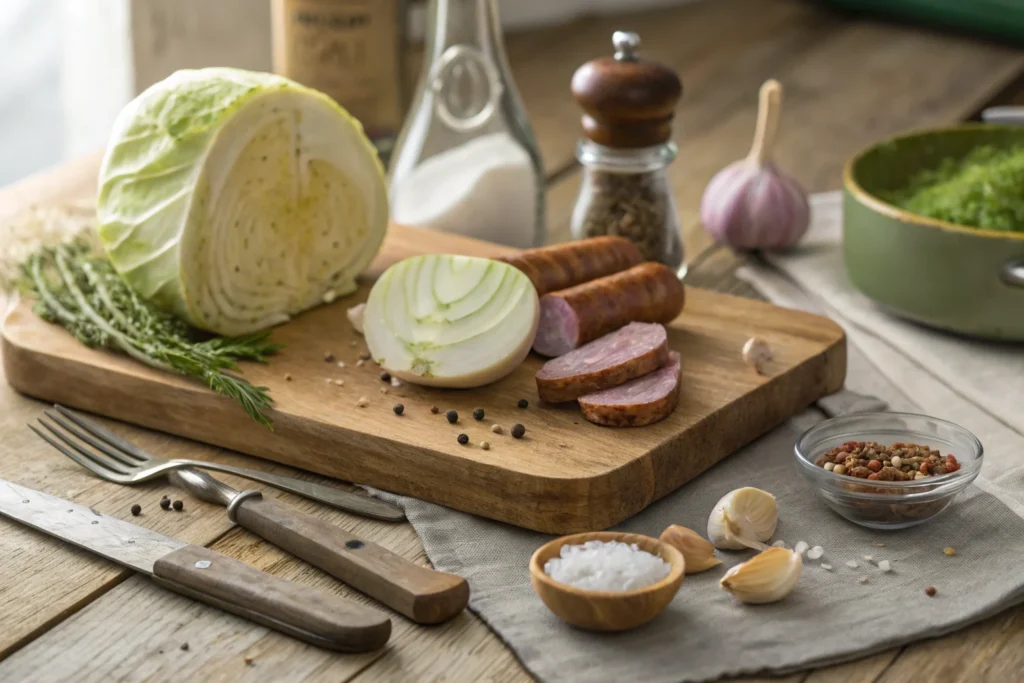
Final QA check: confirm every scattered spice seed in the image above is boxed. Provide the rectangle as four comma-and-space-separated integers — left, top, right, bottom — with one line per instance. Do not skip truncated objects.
858, 576, 869, 585
356, 359, 365, 367
356, 396, 369, 407
807, 546, 824, 560
430, 405, 439, 414
159, 498, 171, 510
517, 399, 529, 409
130, 504, 142, 516
349, 340, 357, 347
172, 500, 184, 511
333, 379, 344, 386
863, 555, 874, 563
380, 370, 391, 382
244, 656, 255, 666
359, 351, 371, 361
446, 410, 458, 424
457, 433, 469, 445
878, 560, 892, 572
380, 387, 389, 395
390, 376, 402, 388
873, 543, 887, 547
491, 424, 503, 434
393, 403, 404, 416
472, 408, 485, 421
180, 642, 190, 652
511, 423, 526, 439
337, 361, 346, 368
925, 586, 937, 597
943, 547, 957, 556
845, 560, 859, 569
284, 373, 293, 382
481, 441, 491, 450
324, 352, 335, 363
820, 563, 833, 571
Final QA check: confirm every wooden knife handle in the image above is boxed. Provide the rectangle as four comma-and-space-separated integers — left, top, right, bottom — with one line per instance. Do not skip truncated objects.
234, 496, 470, 624
152, 545, 391, 652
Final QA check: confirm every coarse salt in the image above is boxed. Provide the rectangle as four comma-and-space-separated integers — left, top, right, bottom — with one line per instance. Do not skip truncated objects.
807, 546, 824, 560
846, 560, 859, 569
878, 560, 892, 572
858, 575, 869, 584
543, 540, 671, 592
863, 555, 874, 563
390, 376, 403, 388
793, 541, 809, 556
820, 563, 833, 571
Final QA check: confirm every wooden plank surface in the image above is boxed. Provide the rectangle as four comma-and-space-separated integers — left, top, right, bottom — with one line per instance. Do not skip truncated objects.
2, 253, 845, 534
2, 0, 1024, 680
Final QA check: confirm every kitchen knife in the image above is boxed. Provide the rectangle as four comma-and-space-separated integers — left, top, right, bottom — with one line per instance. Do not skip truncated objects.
170, 468, 470, 624
0, 478, 391, 652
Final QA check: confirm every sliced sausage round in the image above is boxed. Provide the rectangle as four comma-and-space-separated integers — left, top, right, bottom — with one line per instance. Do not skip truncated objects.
499, 236, 643, 297
532, 262, 684, 357
535, 322, 669, 403
579, 351, 681, 427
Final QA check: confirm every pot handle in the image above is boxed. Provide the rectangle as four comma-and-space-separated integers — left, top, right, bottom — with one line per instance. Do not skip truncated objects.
982, 107, 1024, 125
1002, 260, 1024, 289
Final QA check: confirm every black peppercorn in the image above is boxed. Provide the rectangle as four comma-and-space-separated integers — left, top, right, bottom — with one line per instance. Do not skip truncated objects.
393, 403, 404, 415
430, 405, 439, 414
472, 407, 485, 421
159, 498, 171, 510
446, 410, 458, 424
130, 504, 142, 516
180, 642, 190, 652
324, 352, 335, 363
511, 423, 526, 439
517, 399, 529, 409
457, 433, 469, 445
380, 370, 391, 382
172, 500, 184, 511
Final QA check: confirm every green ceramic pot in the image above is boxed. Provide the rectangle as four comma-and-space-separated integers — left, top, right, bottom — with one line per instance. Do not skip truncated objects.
843, 124, 1024, 341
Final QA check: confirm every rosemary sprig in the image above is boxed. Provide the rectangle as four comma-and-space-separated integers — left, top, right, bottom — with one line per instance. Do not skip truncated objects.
21, 239, 282, 428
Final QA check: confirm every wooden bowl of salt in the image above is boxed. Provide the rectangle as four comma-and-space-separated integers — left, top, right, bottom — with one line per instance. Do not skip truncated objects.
529, 531, 685, 632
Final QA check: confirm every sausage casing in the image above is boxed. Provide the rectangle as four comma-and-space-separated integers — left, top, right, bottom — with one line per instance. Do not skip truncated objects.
499, 236, 643, 296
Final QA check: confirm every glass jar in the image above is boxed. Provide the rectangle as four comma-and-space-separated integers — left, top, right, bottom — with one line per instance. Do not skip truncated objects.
387, 0, 545, 248
570, 140, 684, 274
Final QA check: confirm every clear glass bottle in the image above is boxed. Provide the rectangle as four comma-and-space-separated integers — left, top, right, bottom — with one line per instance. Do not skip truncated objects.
387, 0, 545, 248
569, 32, 685, 275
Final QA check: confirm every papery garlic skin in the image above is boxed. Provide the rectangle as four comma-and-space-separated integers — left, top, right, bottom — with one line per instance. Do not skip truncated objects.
720, 547, 802, 604
707, 487, 778, 551
660, 525, 723, 575
742, 336, 772, 374
700, 161, 810, 250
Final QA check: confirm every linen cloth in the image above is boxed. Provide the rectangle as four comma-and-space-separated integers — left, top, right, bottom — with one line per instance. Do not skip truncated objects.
372, 193, 1024, 682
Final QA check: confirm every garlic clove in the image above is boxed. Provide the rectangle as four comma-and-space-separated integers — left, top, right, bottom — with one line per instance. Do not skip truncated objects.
660, 525, 723, 575
720, 547, 802, 604
707, 487, 778, 551
742, 336, 773, 374
347, 303, 366, 335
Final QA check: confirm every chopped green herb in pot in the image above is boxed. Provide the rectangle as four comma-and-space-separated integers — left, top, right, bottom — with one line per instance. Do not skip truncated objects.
880, 144, 1024, 232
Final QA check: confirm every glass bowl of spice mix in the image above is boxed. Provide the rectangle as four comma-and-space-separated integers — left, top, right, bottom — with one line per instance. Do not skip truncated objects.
794, 412, 983, 530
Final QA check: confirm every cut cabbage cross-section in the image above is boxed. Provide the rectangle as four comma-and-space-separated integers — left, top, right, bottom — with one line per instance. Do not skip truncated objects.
364, 255, 540, 388
97, 67, 387, 336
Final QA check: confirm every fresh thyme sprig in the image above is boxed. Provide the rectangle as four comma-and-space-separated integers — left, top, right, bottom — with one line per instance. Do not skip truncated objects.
21, 239, 282, 428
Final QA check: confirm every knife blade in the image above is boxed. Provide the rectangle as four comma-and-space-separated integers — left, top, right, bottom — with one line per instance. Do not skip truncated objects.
170, 468, 470, 624
0, 478, 391, 651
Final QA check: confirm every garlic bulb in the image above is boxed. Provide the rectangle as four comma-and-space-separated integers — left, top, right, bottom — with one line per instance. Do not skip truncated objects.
660, 525, 723, 575
742, 336, 772, 374
707, 487, 778, 551
720, 547, 802, 604
700, 79, 810, 250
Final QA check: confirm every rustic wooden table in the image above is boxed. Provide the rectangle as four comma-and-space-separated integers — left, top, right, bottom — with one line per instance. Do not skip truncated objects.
1, 1, 1022, 680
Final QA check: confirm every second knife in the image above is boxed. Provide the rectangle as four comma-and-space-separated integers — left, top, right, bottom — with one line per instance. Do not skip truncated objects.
170, 468, 470, 624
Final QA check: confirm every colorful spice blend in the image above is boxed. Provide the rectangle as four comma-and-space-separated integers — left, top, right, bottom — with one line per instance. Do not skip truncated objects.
816, 442, 960, 481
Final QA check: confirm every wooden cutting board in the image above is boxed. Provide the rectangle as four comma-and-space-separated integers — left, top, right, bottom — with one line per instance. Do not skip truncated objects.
1, 227, 845, 533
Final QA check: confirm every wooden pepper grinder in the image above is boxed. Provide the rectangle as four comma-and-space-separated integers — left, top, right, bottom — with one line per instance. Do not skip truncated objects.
568, 31, 685, 274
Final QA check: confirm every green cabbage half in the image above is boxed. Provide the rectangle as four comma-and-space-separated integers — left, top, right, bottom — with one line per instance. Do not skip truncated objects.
97, 67, 388, 336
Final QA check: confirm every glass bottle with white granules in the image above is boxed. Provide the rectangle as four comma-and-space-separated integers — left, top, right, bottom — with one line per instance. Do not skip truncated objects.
387, 0, 545, 248
569, 31, 685, 276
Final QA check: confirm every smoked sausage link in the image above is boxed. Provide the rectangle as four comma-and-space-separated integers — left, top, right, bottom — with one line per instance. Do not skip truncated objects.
532, 262, 684, 357
499, 236, 643, 296
579, 352, 681, 427
535, 322, 669, 403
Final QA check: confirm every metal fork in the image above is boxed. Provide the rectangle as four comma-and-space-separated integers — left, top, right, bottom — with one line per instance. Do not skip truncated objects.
29, 405, 405, 522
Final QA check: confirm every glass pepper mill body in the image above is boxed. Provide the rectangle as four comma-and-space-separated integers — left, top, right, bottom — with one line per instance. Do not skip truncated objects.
387, 0, 545, 248
569, 32, 685, 275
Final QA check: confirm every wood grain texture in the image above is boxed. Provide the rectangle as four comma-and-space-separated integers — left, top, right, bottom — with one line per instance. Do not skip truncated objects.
153, 544, 392, 652
234, 496, 469, 624
2, 226, 846, 534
